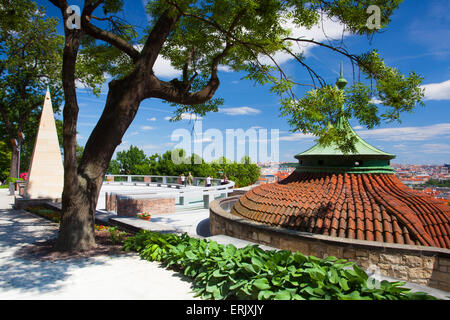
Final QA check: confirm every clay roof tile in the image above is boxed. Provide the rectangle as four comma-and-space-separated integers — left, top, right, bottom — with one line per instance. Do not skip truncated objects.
230, 171, 450, 249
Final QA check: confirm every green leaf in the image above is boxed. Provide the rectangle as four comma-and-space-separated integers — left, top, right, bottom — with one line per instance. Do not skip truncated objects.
185, 250, 196, 260
293, 252, 308, 265
271, 277, 283, 286
229, 280, 246, 291
339, 278, 350, 291
274, 290, 292, 300
212, 269, 226, 278
258, 290, 274, 300
301, 286, 316, 297
251, 256, 265, 269
253, 278, 271, 290
243, 263, 259, 274
353, 265, 369, 281
206, 283, 218, 294
305, 268, 326, 282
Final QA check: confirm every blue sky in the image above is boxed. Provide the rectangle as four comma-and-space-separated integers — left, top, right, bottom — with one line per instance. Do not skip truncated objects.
40, 0, 450, 165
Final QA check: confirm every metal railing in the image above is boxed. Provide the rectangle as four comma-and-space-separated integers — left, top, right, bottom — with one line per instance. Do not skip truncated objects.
104, 174, 231, 188
102, 175, 235, 210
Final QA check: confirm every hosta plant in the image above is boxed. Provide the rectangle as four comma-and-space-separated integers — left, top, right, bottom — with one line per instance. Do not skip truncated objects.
123, 231, 438, 300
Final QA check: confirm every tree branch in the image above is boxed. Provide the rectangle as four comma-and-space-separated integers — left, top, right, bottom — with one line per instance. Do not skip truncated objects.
81, 15, 140, 63
139, 8, 181, 70
282, 46, 326, 88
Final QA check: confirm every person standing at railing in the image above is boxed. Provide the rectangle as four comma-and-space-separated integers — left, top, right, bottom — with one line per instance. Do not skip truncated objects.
180, 173, 186, 187
206, 175, 212, 187
187, 172, 193, 186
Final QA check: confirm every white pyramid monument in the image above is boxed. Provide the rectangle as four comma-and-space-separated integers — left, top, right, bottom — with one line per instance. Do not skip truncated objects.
24, 87, 64, 199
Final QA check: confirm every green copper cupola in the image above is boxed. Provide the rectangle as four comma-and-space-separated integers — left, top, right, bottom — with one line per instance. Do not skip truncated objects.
294, 64, 396, 174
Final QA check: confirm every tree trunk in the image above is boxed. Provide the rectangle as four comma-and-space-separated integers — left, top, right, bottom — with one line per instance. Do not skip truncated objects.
55, 74, 142, 251
9, 146, 18, 179
55, 174, 97, 251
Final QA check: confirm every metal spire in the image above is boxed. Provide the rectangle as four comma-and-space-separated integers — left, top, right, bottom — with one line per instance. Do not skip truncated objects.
336, 62, 347, 90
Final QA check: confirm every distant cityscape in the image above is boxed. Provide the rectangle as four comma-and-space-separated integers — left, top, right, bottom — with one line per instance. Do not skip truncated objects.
257, 162, 450, 201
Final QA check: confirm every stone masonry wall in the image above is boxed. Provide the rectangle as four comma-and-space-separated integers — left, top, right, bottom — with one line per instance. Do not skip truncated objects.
116, 197, 175, 217
210, 198, 450, 292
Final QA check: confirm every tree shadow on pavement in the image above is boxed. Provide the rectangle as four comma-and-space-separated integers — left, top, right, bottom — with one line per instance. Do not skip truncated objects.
0, 209, 111, 294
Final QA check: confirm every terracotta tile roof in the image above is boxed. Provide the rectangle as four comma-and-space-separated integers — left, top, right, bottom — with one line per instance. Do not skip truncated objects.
231, 172, 450, 248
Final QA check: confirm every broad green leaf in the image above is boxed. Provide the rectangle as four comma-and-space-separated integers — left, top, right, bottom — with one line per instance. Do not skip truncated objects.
258, 290, 274, 300
185, 250, 196, 260
293, 252, 307, 265
251, 256, 265, 269
274, 290, 292, 300
353, 265, 368, 281
229, 280, 246, 291
253, 278, 271, 290
328, 268, 339, 284
339, 278, 350, 291
212, 269, 226, 278
243, 263, 259, 274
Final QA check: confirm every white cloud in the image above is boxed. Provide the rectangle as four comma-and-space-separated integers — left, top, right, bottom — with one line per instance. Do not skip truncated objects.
260, 14, 348, 66
370, 97, 383, 104
279, 132, 314, 141
153, 55, 181, 78
218, 65, 232, 72
133, 43, 181, 78
140, 125, 155, 130
147, 117, 157, 121
219, 106, 261, 116
164, 116, 172, 121
421, 80, 450, 100
356, 123, 450, 141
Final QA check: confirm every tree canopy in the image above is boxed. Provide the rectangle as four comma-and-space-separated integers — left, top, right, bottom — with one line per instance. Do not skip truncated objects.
67, 0, 423, 151
107, 146, 261, 187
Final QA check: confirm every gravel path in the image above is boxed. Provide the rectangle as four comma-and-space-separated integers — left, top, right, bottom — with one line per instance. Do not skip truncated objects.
0, 189, 198, 300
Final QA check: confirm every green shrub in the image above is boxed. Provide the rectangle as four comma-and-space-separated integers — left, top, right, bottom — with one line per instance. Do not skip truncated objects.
5, 177, 23, 184
108, 226, 127, 244
123, 231, 438, 300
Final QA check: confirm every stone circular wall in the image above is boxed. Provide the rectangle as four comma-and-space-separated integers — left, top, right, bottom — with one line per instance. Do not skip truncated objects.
210, 196, 450, 292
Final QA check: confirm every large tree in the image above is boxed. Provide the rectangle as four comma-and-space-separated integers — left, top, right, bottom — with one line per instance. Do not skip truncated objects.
47, 0, 424, 251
